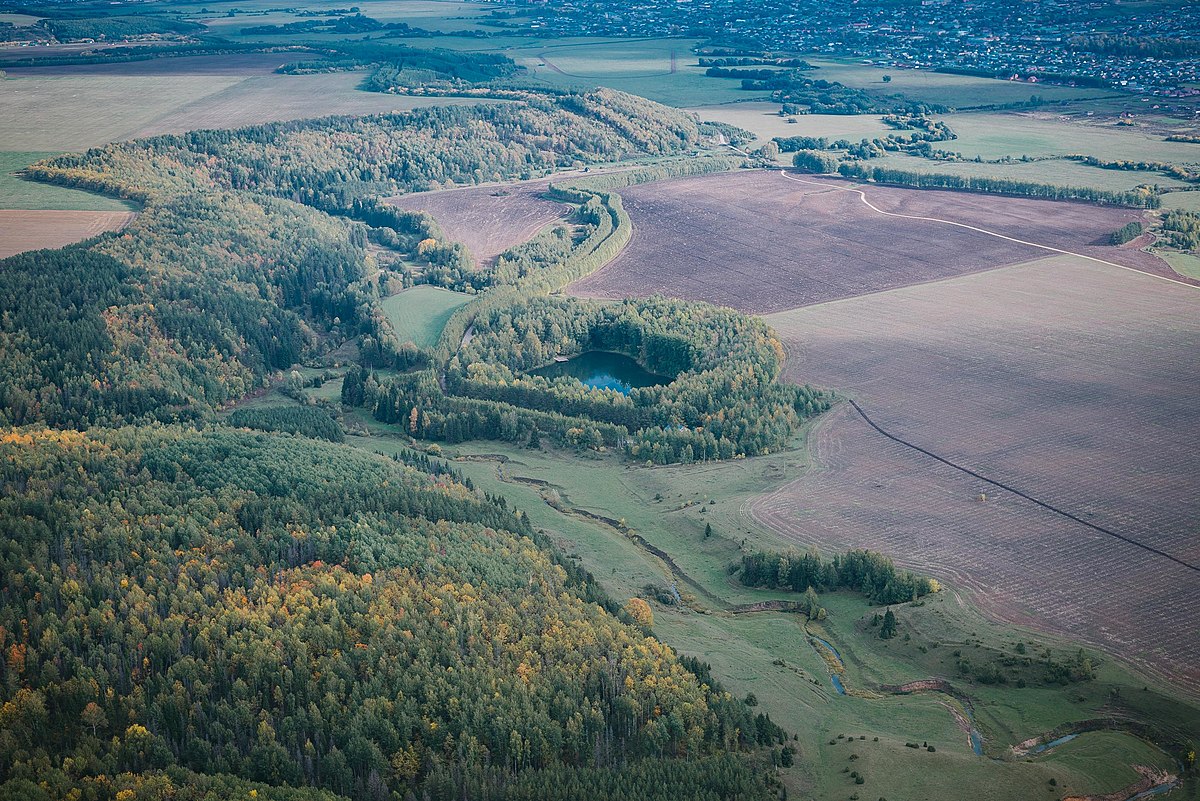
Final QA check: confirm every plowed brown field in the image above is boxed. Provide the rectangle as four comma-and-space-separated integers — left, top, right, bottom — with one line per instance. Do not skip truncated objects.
0, 209, 137, 258
568, 170, 1166, 312
750, 255, 1200, 690
387, 182, 570, 267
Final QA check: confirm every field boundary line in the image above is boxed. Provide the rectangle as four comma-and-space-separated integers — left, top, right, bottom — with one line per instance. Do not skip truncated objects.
845, 398, 1200, 574
776, 170, 1196, 290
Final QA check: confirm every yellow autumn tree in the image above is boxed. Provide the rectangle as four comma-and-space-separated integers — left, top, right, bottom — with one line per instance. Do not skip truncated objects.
625, 597, 654, 630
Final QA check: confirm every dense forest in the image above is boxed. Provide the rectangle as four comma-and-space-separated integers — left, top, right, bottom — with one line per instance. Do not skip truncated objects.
0, 428, 784, 801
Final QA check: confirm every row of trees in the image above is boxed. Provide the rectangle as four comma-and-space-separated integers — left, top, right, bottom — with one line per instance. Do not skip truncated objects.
836, 162, 1162, 207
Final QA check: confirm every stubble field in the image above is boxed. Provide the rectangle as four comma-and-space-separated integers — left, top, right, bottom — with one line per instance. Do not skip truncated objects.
388, 181, 570, 266
753, 255, 1200, 690
0, 209, 137, 258
568, 170, 1161, 311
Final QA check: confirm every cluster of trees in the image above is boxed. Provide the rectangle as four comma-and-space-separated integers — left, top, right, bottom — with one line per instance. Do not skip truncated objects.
30, 89, 703, 208
43, 15, 202, 40
1159, 209, 1200, 252
1110, 221, 1144, 245
719, 71, 942, 115
229, 405, 346, 442
0, 427, 782, 801
443, 295, 827, 462
1068, 33, 1200, 60
0, 190, 374, 427
10, 90, 704, 426
779, 115, 957, 168
699, 56, 812, 68
837, 162, 1162, 208
739, 548, 937, 606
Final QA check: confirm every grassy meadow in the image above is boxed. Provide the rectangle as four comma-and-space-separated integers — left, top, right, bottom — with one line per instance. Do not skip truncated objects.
381, 285, 473, 348
0, 152, 136, 210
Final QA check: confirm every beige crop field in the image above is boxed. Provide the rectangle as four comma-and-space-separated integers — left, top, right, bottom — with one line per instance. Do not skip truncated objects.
751, 255, 1200, 690
0, 55, 499, 150
0, 209, 136, 258
388, 181, 569, 266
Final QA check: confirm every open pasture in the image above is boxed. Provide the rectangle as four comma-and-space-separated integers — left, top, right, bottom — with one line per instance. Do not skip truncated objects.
388, 181, 569, 266
689, 102, 893, 150
568, 170, 1157, 312
0, 152, 136, 211
381, 285, 471, 348
504, 37, 756, 107
0, 209, 136, 258
940, 110, 1200, 163
753, 254, 1200, 690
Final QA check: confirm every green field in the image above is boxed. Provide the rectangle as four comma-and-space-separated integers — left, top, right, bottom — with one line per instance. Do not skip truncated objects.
381, 285, 472, 348
334, 426, 1197, 801
1160, 251, 1200, 279
0, 74, 243, 150
939, 111, 1200, 162
502, 37, 757, 107
869, 152, 1191, 192
690, 102, 894, 151
0, 12, 41, 25
803, 57, 1118, 108
1161, 191, 1200, 212
0, 151, 136, 210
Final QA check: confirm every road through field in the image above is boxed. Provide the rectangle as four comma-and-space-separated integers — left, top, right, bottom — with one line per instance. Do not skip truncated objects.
752, 255, 1200, 692
776, 170, 1196, 288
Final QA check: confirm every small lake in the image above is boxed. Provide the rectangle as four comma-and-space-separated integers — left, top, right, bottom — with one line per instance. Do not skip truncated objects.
530, 351, 668, 394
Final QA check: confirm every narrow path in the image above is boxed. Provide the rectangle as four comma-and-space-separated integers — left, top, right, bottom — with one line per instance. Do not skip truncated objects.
776, 170, 1195, 290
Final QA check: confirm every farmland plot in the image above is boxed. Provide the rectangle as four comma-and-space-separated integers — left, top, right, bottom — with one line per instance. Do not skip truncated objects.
388, 181, 570, 267
0, 209, 137, 258
752, 255, 1200, 690
568, 170, 1161, 312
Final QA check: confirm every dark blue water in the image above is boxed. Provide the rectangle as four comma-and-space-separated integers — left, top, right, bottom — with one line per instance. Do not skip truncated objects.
531, 351, 668, 394
830, 674, 846, 695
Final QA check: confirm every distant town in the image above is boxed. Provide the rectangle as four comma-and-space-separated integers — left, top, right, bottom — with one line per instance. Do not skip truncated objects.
485, 0, 1200, 96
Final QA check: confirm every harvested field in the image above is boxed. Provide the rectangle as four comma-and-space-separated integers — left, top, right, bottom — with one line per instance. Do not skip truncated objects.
569, 170, 1161, 312
0, 209, 137, 258
0, 61, 500, 150
749, 255, 1200, 691
388, 181, 570, 266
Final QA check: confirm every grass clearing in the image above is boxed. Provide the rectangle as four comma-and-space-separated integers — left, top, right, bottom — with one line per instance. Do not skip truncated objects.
689, 102, 892, 149
0, 152, 136, 210
1159, 250, 1200, 279
939, 110, 1200, 162
381, 285, 472, 348
1160, 191, 1200, 212
0, 74, 243, 150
